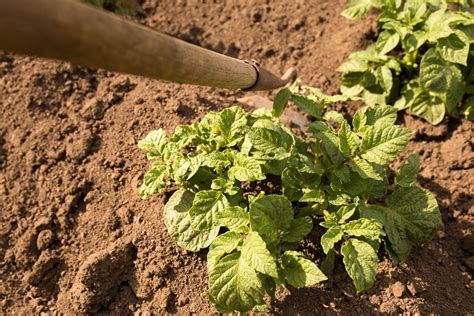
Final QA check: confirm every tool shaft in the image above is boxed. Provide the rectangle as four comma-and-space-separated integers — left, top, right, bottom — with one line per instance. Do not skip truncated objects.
0, 0, 284, 90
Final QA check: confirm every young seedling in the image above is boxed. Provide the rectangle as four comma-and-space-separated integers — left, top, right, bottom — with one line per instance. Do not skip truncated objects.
139, 85, 442, 313
340, 0, 474, 124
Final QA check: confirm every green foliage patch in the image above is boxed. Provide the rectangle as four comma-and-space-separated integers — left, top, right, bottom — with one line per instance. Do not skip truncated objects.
340, 0, 474, 124
139, 85, 442, 313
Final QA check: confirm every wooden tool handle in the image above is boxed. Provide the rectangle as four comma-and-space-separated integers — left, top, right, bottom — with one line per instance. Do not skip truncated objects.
0, 0, 291, 90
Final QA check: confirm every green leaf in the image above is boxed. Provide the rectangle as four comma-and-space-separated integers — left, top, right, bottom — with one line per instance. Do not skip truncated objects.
241, 231, 279, 278
282, 216, 313, 243
281, 251, 327, 288
202, 152, 230, 170
360, 125, 411, 165
376, 31, 400, 55
189, 190, 228, 230
341, 238, 378, 292
272, 88, 292, 117
342, 0, 377, 19
215, 206, 250, 232
300, 188, 325, 203
349, 157, 384, 180
249, 195, 294, 244
247, 127, 289, 159
324, 111, 346, 124
314, 131, 345, 166
336, 204, 357, 223
208, 231, 243, 271
229, 153, 265, 182
321, 226, 343, 254
138, 129, 168, 157
342, 218, 384, 240
395, 153, 420, 187
425, 10, 456, 42
140, 163, 168, 198
164, 189, 219, 252
208, 252, 264, 313
437, 31, 470, 65
409, 90, 446, 125
291, 95, 324, 118
365, 105, 398, 127
341, 71, 376, 88
419, 48, 464, 111
339, 120, 360, 158
457, 23, 474, 43
218, 106, 247, 143
379, 65, 393, 93
360, 186, 442, 262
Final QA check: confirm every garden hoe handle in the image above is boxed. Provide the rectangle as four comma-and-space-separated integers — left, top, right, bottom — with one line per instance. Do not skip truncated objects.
0, 0, 295, 91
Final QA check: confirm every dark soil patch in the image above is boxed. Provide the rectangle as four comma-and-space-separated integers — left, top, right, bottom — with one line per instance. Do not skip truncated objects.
0, 0, 472, 314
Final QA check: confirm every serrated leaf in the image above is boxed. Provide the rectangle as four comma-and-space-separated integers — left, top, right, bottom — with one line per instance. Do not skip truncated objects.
360, 125, 411, 165
281, 251, 327, 288
208, 252, 264, 313
272, 88, 292, 117
229, 153, 265, 182
140, 163, 168, 198
202, 152, 230, 170
218, 106, 247, 144
395, 153, 420, 187
339, 121, 360, 158
365, 105, 398, 127
164, 189, 219, 252
189, 190, 228, 230
215, 206, 250, 232
207, 231, 243, 271
282, 216, 313, 243
138, 129, 168, 157
360, 186, 442, 262
249, 195, 294, 244
248, 127, 289, 159
341, 238, 378, 292
241, 231, 279, 278
321, 226, 343, 254
349, 157, 383, 180
352, 108, 368, 133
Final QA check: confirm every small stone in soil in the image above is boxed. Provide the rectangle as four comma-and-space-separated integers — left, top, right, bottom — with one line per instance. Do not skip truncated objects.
36, 229, 54, 251
407, 277, 426, 296
391, 281, 405, 298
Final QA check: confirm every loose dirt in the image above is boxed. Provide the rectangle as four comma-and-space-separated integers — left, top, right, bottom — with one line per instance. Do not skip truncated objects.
0, 0, 473, 314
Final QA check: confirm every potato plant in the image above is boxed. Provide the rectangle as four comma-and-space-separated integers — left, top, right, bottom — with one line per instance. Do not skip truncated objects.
340, 0, 474, 124
139, 85, 442, 313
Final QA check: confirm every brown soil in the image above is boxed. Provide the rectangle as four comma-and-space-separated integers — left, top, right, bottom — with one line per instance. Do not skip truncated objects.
1, 0, 473, 314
